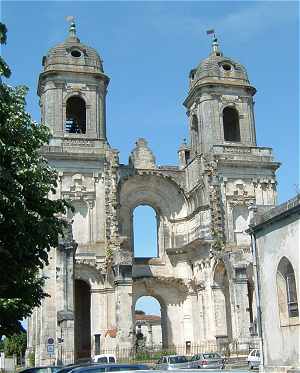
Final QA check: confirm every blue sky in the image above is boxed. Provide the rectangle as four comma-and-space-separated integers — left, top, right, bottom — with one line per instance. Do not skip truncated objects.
2, 1, 299, 316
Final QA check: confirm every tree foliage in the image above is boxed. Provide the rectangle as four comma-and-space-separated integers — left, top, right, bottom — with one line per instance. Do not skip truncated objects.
3, 332, 27, 357
0, 23, 70, 336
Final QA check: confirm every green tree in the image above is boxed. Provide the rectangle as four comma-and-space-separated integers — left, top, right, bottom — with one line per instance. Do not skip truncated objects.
0, 23, 70, 335
3, 332, 27, 359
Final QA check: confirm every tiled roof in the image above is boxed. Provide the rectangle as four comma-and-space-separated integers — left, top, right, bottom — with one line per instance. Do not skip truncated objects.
135, 314, 161, 322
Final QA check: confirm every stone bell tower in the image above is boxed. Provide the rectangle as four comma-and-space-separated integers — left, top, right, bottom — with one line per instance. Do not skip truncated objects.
184, 36, 257, 158
38, 21, 109, 144
180, 35, 280, 347
27, 21, 123, 366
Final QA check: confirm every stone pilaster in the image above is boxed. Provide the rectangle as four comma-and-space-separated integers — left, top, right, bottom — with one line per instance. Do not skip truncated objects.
113, 262, 134, 351
56, 223, 77, 365
231, 267, 251, 345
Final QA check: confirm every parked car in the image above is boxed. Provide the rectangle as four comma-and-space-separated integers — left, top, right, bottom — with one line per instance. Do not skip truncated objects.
19, 367, 62, 373
68, 363, 150, 373
247, 349, 260, 369
57, 363, 94, 373
155, 355, 190, 370
93, 355, 117, 364
189, 352, 225, 369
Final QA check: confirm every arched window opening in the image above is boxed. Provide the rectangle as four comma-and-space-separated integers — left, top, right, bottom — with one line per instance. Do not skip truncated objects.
277, 257, 299, 319
223, 107, 240, 142
75, 280, 91, 359
135, 296, 166, 349
65, 96, 86, 133
133, 205, 158, 258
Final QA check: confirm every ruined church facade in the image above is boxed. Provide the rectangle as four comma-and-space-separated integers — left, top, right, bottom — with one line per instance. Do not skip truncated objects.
27, 24, 280, 365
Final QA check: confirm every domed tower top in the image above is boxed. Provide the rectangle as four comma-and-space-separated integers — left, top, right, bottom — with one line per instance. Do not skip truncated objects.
188, 36, 254, 92
42, 20, 104, 74
183, 32, 258, 158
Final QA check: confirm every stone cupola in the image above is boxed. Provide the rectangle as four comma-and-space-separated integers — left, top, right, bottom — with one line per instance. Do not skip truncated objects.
184, 36, 257, 157
38, 21, 109, 145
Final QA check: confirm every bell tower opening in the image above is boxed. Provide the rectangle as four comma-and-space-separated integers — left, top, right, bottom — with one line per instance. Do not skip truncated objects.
223, 106, 240, 142
66, 96, 86, 134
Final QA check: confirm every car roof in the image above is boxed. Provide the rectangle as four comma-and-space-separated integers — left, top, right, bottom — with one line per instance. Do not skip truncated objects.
164, 355, 185, 358
20, 367, 62, 371
70, 364, 148, 372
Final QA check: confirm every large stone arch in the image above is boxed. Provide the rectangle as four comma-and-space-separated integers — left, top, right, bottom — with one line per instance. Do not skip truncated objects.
118, 174, 187, 257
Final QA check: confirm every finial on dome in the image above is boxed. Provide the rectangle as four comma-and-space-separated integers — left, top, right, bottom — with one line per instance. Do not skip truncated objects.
206, 29, 222, 56
66, 16, 77, 39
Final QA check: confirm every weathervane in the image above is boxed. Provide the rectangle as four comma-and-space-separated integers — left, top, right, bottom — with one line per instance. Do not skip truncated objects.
65, 16, 76, 37
206, 29, 216, 39
206, 29, 221, 54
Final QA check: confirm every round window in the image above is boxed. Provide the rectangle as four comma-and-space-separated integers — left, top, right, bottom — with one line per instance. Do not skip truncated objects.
71, 50, 82, 58
222, 64, 232, 71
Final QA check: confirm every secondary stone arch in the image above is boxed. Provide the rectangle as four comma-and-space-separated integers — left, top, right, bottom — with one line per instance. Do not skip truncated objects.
133, 276, 188, 347
119, 174, 187, 257
133, 293, 168, 348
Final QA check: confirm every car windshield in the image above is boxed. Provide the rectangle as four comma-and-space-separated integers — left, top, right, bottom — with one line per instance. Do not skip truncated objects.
97, 358, 108, 363
169, 356, 187, 364
203, 353, 220, 359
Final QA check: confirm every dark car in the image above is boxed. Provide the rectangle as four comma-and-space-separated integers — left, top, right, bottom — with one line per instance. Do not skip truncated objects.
19, 367, 63, 373
68, 364, 150, 373
56, 363, 93, 373
189, 353, 225, 369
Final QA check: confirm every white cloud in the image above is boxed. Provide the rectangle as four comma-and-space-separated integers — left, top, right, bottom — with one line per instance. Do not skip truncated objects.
149, 1, 298, 43
217, 1, 298, 42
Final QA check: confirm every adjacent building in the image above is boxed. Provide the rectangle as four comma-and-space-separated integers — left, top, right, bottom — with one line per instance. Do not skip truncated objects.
248, 195, 300, 373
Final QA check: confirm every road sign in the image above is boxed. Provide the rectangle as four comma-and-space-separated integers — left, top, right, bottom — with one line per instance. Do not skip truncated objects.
47, 344, 54, 356
47, 337, 54, 345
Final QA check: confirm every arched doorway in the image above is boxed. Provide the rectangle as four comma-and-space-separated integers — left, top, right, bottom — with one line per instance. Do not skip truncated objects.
134, 296, 168, 350
75, 279, 91, 359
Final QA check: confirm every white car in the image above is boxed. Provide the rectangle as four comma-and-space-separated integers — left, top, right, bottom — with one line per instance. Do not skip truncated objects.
247, 349, 260, 369
93, 354, 117, 363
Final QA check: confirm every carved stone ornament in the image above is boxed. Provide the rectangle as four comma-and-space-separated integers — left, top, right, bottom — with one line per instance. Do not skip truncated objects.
113, 247, 132, 266
76, 258, 105, 273
185, 277, 206, 293
228, 196, 255, 207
